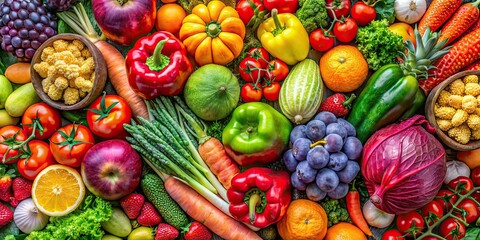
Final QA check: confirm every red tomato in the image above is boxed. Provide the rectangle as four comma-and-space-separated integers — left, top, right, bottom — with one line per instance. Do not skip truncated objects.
247, 47, 270, 69
263, 0, 298, 13
87, 94, 132, 139
435, 189, 458, 212
421, 237, 441, 240
326, 0, 351, 19
396, 211, 425, 236
236, 0, 265, 26
381, 229, 405, 240
265, 59, 289, 82
241, 83, 263, 102
0, 126, 27, 164
309, 28, 335, 52
439, 218, 466, 240
448, 176, 474, 195
351, 1, 376, 26
421, 201, 444, 225
17, 140, 55, 181
49, 124, 95, 167
471, 167, 480, 186
22, 102, 61, 140
454, 199, 479, 224
262, 82, 281, 101
239, 57, 265, 83
333, 18, 358, 43
471, 190, 480, 204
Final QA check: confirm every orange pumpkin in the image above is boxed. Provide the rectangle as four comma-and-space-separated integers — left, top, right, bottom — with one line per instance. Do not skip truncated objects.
179, 0, 246, 66
277, 199, 328, 240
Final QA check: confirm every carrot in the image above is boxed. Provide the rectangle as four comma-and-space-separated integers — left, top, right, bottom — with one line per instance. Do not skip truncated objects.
198, 137, 239, 189
94, 40, 149, 120
463, 59, 480, 71
5, 63, 31, 84
346, 183, 373, 237
164, 177, 262, 240
420, 28, 480, 93
438, 0, 480, 46
418, 0, 462, 35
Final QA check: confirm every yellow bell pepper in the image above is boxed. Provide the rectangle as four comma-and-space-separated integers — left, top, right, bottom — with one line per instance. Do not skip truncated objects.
257, 9, 309, 65
179, 0, 246, 66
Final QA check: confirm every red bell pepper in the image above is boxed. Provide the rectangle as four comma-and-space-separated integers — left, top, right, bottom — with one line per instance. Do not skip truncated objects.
227, 167, 291, 228
125, 31, 193, 99
263, 0, 298, 13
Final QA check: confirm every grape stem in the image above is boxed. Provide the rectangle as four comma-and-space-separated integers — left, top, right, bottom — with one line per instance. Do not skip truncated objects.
310, 139, 327, 148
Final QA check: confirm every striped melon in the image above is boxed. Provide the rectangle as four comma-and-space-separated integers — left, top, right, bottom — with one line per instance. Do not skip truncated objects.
279, 59, 324, 124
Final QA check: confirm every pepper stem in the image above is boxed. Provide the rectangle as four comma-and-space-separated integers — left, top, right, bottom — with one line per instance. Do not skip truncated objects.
206, 22, 222, 38
249, 194, 261, 223
146, 40, 170, 72
271, 9, 285, 36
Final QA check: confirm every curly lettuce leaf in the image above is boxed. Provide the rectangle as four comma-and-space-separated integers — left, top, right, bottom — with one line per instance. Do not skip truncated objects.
374, 0, 395, 24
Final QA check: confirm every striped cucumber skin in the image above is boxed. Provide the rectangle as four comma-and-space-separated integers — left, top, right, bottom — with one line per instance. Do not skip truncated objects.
279, 59, 324, 124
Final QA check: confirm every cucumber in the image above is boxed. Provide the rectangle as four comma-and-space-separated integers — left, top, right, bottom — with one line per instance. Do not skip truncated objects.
5, 83, 41, 117
101, 208, 132, 237
0, 75, 12, 109
279, 59, 324, 124
141, 174, 189, 230
0, 110, 19, 127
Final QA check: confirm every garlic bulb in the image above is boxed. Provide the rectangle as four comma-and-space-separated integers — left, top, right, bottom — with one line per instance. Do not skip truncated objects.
14, 198, 49, 233
445, 160, 471, 184
394, 0, 427, 24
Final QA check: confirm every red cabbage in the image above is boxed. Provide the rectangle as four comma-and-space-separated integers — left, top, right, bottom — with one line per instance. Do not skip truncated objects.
361, 115, 446, 214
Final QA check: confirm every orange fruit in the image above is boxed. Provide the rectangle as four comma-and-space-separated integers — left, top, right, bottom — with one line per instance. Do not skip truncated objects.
32, 164, 85, 217
324, 222, 367, 240
320, 45, 368, 93
457, 149, 480, 169
277, 199, 328, 240
156, 3, 187, 35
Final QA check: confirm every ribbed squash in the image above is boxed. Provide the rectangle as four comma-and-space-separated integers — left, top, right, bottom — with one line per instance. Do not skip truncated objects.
279, 59, 323, 124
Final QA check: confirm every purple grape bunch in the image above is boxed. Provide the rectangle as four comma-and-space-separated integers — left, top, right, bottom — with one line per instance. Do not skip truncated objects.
0, 0, 57, 61
283, 111, 362, 201
44, 0, 78, 12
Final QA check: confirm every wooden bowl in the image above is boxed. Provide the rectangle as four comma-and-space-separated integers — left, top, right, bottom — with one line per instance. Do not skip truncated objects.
31, 33, 107, 110
425, 70, 480, 151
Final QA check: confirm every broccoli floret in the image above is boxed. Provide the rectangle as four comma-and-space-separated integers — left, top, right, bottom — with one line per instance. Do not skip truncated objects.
295, 0, 328, 33
320, 197, 351, 227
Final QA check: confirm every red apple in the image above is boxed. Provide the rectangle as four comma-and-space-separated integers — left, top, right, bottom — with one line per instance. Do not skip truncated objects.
92, 0, 156, 46
388, 23, 416, 47
81, 139, 142, 200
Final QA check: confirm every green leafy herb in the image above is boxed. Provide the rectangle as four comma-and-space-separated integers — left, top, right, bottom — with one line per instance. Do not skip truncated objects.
319, 197, 352, 227
465, 228, 480, 240
57, 19, 74, 34
0, 222, 20, 240
0, 50, 18, 75
374, 0, 396, 24
295, 0, 329, 33
356, 19, 405, 71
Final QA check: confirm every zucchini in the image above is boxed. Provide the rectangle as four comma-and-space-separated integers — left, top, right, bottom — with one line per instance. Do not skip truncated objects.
279, 59, 324, 124
141, 174, 189, 230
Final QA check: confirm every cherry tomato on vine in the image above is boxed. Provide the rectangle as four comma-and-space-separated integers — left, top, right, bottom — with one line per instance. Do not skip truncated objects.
309, 28, 335, 52
333, 18, 358, 43
236, 0, 265, 26
247, 47, 270, 69
471, 166, 480, 186
395, 211, 425, 236
421, 237, 441, 240
49, 124, 95, 167
421, 200, 444, 225
87, 94, 132, 139
239, 57, 265, 83
263, 82, 281, 101
439, 218, 466, 240
326, 0, 351, 19
17, 140, 55, 181
381, 229, 405, 240
471, 190, 480, 204
22, 103, 61, 140
0, 126, 27, 164
453, 199, 479, 224
435, 189, 458, 212
241, 83, 263, 102
448, 176, 474, 195
351, 1, 376, 26
265, 59, 289, 82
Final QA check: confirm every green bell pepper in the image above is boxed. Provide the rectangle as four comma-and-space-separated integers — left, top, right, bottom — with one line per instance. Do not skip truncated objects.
222, 102, 292, 167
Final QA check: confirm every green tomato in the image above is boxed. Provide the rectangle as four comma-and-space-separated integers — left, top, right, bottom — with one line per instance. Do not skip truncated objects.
127, 227, 154, 240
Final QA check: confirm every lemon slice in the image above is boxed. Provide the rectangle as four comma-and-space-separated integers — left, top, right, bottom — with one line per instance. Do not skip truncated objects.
32, 164, 86, 217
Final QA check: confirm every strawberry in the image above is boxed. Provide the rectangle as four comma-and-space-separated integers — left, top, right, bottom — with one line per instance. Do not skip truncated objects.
155, 223, 180, 240
0, 167, 15, 202
12, 177, 32, 202
137, 202, 162, 227
120, 193, 145, 219
0, 202, 13, 228
183, 221, 212, 240
318, 93, 356, 117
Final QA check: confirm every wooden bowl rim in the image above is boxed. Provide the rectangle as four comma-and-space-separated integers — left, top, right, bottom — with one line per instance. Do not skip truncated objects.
30, 33, 107, 111
425, 70, 480, 151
